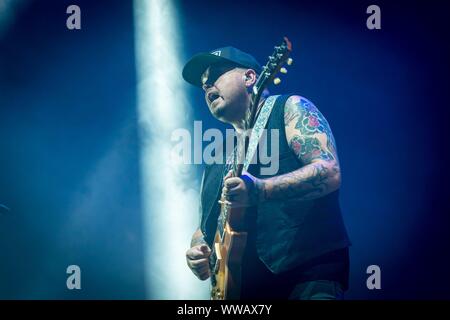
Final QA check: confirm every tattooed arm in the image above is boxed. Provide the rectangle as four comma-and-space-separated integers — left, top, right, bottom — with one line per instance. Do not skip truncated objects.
258, 95, 341, 202
221, 95, 341, 207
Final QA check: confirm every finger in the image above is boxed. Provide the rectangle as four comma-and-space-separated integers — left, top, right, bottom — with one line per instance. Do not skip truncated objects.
227, 201, 246, 209
186, 247, 209, 260
224, 177, 241, 188
226, 186, 242, 196
186, 247, 205, 260
189, 261, 209, 273
223, 170, 233, 181
199, 244, 211, 256
223, 182, 242, 198
190, 258, 209, 268
195, 263, 210, 274
197, 269, 211, 280
192, 263, 210, 277
197, 261, 211, 272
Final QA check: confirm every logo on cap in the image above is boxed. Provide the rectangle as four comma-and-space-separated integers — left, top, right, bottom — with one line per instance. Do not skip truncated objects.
211, 50, 221, 56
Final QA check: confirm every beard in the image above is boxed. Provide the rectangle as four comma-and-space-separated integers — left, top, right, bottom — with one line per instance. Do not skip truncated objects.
209, 90, 247, 124
209, 97, 228, 120
212, 103, 227, 119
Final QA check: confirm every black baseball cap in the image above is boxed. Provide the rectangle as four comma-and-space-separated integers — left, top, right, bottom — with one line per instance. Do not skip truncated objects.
182, 46, 262, 87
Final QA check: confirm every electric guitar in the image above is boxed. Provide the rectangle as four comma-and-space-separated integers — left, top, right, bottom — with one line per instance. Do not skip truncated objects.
209, 37, 293, 300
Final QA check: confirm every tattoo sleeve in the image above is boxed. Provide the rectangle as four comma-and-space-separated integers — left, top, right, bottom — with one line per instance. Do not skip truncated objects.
261, 96, 341, 201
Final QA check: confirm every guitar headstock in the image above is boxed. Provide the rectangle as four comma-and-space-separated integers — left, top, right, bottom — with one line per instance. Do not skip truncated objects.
253, 37, 293, 97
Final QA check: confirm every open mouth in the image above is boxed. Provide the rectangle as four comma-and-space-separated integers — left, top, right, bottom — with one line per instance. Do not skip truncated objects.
207, 92, 221, 104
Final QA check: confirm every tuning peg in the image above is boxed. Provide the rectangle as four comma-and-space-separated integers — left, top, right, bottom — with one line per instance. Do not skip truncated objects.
273, 78, 281, 85
280, 67, 288, 74
287, 58, 293, 65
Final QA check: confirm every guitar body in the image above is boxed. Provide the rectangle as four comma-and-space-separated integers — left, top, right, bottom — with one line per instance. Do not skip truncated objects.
210, 216, 247, 300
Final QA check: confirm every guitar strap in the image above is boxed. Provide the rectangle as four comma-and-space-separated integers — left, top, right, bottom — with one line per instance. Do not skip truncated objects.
243, 95, 280, 171
203, 95, 280, 240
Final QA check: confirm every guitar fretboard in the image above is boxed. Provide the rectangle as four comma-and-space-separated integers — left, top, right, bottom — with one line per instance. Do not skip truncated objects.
217, 146, 236, 240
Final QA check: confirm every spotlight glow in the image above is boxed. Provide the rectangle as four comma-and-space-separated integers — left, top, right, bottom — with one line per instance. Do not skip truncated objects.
134, 0, 208, 299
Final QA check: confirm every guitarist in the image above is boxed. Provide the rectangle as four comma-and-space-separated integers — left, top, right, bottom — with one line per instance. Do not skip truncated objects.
183, 46, 351, 300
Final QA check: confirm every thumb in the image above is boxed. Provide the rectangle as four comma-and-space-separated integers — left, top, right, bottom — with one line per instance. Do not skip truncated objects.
224, 170, 233, 181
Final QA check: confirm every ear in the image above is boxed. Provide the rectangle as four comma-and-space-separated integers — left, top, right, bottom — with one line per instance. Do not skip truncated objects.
243, 69, 257, 88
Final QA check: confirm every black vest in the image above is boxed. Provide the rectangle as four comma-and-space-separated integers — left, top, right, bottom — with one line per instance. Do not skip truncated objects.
199, 95, 351, 274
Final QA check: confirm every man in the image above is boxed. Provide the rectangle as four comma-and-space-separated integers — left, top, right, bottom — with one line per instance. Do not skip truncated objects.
182, 46, 351, 300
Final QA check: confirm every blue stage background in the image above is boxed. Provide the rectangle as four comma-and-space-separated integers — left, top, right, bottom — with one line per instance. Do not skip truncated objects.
0, 0, 449, 299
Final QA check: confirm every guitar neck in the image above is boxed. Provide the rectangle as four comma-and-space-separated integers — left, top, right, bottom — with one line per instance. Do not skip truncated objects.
247, 81, 265, 129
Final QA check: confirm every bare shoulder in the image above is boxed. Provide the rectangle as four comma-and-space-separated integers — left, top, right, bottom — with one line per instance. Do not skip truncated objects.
283, 95, 320, 127
285, 95, 319, 110
283, 94, 338, 164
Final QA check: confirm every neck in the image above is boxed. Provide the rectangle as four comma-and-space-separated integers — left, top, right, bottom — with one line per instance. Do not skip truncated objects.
229, 94, 266, 133
231, 121, 246, 134
229, 93, 252, 133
